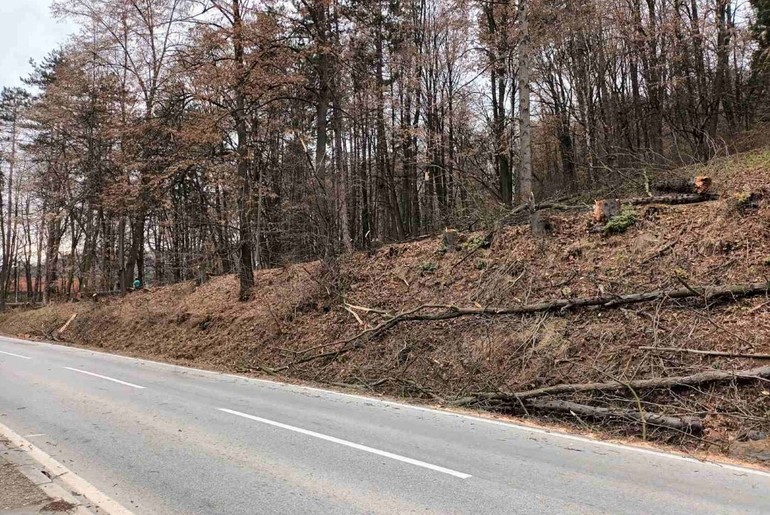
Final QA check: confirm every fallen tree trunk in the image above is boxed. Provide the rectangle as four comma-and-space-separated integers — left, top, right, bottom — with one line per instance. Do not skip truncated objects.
54, 313, 77, 339
640, 346, 770, 360
511, 193, 715, 218
624, 193, 718, 206
525, 399, 704, 434
4, 302, 42, 309
507, 199, 585, 216
452, 364, 770, 406
284, 281, 770, 370
652, 176, 713, 195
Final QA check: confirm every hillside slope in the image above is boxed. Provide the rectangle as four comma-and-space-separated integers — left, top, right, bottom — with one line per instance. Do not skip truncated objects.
3, 147, 770, 460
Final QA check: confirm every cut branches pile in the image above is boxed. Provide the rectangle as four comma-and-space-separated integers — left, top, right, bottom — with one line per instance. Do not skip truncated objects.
452, 364, 770, 406
449, 364, 770, 435
277, 280, 770, 436
283, 280, 770, 371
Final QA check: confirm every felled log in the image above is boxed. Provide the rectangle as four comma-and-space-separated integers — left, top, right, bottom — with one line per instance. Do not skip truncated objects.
592, 199, 621, 223
525, 399, 703, 434
653, 176, 712, 195
286, 281, 770, 370
452, 364, 770, 406
53, 313, 78, 341
508, 199, 587, 218
624, 193, 717, 206
5, 302, 41, 309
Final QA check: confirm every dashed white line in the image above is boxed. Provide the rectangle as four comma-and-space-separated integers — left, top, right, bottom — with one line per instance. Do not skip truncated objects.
218, 407, 472, 479
64, 367, 146, 389
0, 350, 32, 360
6, 337, 769, 480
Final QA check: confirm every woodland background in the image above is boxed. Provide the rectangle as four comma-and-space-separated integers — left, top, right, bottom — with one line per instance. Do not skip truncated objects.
0, 0, 769, 306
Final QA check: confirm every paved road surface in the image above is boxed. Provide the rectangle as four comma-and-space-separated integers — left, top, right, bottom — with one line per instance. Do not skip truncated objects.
1, 336, 769, 514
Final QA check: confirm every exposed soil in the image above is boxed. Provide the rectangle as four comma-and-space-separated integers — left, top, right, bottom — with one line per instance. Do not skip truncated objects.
3, 147, 770, 463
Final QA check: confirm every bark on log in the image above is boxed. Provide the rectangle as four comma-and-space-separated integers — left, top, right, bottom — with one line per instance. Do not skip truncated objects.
286, 281, 770, 370
653, 176, 713, 195
508, 200, 586, 218
525, 399, 704, 434
624, 193, 717, 206
452, 364, 770, 406
505, 193, 715, 228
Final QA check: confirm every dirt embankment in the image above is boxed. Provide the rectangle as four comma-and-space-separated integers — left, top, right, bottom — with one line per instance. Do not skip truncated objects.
3, 148, 770, 462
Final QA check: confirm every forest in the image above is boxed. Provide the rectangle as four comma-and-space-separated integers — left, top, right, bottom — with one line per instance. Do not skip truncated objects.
0, 0, 768, 305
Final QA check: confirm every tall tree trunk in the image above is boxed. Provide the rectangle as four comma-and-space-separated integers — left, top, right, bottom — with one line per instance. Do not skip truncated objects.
517, 0, 533, 204
233, 0, 255, 301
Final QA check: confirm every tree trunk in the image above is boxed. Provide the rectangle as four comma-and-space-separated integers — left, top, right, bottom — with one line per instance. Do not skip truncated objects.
516, 0, 533, 204
233, 0, 254, 301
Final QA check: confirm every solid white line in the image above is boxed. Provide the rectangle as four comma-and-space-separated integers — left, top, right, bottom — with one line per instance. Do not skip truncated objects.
218, 407, 472, 479
0, 349, 32, 360
6, 336, 770, 479
64, 367, 146, 389
0, 419, 133, 515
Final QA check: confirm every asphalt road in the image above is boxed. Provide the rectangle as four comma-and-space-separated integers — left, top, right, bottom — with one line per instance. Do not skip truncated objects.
1, 336, 769, 514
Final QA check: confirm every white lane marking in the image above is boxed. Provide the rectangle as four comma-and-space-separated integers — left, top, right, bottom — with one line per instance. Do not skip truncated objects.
218, 407, 472, 479
9, 337, 770, 480
64, 367, 146, 389
0, 420, 134, 515
0, 350, 32, 360
24, 433, 46, 438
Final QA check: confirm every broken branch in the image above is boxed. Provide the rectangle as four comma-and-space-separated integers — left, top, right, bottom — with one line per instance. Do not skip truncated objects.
640, 346, 770, 360
288, 281, 770, 370
525, 399, 703, 434
452, 364, 770, 406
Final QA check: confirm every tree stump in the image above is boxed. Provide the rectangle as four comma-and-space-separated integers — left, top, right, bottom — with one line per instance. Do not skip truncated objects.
442, 229, 460, 252
530, 211, 554, 236
592, 199, 620, 223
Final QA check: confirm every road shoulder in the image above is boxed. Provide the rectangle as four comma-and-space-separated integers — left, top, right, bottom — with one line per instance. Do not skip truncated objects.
0, 434, 99, 514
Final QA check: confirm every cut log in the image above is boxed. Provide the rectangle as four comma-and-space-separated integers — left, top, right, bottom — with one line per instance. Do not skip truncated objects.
525, 399, 703, 434
452, 364, 770, 406
504, 192, 714, 229
55, 313, 77, 336
592, 199, 621, 223
624, 193, 717, 206
653, 176, 712, 195
695, 176, 713, 194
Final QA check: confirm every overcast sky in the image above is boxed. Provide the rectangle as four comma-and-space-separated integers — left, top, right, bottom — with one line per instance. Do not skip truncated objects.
0, 0, 76, 88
